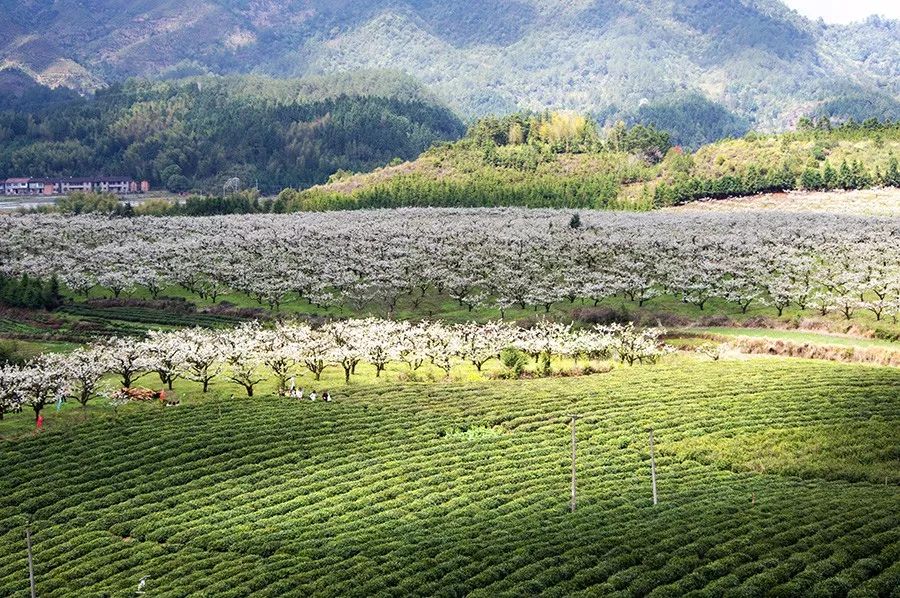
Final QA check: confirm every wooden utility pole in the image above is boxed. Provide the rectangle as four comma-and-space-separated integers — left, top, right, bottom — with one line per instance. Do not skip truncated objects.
25, 525, 35, 598
649, 428, 658, 506
569, 415, 579, 513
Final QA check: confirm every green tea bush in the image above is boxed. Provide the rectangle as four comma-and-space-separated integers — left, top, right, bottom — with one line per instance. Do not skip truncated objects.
0, 360, 897, 595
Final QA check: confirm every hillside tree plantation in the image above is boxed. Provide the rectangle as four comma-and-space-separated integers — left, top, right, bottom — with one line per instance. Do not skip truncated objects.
3, 209, 897, 325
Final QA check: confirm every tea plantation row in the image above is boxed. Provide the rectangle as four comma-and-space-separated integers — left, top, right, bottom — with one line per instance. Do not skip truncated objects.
0, 359, 897, 596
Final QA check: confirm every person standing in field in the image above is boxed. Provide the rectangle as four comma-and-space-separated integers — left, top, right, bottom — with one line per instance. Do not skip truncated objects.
36, 414, 44, 431
309, 390, 317, 402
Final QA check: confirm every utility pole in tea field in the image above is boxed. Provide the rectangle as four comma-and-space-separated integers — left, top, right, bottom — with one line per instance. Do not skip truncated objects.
648, 428, 658, 506
25, 524, 36, 598
569, 414, 579, 513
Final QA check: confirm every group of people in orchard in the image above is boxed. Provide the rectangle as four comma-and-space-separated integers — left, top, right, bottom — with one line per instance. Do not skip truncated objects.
285, 377, 331, 402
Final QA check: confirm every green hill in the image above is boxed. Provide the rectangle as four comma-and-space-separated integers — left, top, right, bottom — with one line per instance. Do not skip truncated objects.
0, 73, 465, 193
277, 114, 900, 211
1, 1, 898, 143
1, 359, 898, 594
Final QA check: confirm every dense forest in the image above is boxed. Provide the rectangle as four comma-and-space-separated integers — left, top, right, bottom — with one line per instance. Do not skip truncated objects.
3, 0, 897, 140
0, 73, 465, 193
630, 95, 751, 150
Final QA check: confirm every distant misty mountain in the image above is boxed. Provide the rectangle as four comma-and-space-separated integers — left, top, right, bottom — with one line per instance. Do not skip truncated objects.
1, 0, 898, 144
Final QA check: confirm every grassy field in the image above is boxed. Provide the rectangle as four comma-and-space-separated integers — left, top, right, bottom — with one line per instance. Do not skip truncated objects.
683, 327, 900, 349
54, 284, 900, 335
668, 188, 900, 217
1, 358, 898, 596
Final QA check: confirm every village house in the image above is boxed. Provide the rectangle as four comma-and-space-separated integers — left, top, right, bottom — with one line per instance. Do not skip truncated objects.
1, 178, 55, 196
0, 177, 150, 196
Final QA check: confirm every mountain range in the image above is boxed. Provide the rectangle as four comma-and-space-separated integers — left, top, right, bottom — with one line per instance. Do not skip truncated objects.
1, 0, 899, 143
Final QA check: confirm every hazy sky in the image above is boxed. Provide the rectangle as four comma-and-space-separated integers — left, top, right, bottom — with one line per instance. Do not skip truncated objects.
782, 0, 900, 23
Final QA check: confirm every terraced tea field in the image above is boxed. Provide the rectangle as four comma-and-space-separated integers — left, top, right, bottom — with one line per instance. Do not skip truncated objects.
1, 359, 898, 596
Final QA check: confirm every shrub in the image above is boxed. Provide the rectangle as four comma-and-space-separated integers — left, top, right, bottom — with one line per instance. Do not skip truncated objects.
538, 351, 552, 377
572, 306, 632, 325
56, 191, 120, 215
0, 340, 27, 366
500, 347, 528, 378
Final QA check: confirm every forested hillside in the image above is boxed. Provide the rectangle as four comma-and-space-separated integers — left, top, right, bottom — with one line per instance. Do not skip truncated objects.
276, 113, 900, 211
1, 0, 898, 144
0, 73, 465, 192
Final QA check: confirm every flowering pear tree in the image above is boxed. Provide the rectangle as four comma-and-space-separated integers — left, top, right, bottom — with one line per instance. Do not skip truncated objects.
101, 337, 152, 388
20, 354, 69, 422
518, 319, 573, 362
300, 327, 334, 381
62, 347, 110, 407
145, 331, 189, 390
221, 325, 267, 397
455, 321, 515, 371
397, 322, 428, 371
0, 365, 24, 420
606, 324, 669, 366
423, 322, 463, 377
325, 321, 366, 384
175, 328, 226, 393
357, 319, 405, 377
258, 323, 308, 395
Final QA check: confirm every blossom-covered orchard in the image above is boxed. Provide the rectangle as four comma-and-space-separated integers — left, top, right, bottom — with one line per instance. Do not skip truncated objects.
1, 208, 898, 320
0, 319, 666, 421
